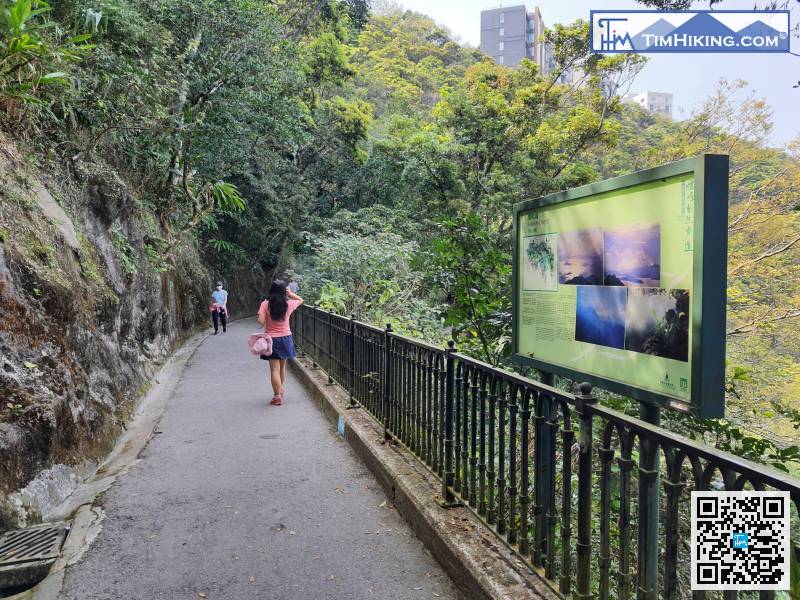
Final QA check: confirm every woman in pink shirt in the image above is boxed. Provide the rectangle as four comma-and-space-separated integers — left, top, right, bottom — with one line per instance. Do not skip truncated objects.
257, 280, 303, 406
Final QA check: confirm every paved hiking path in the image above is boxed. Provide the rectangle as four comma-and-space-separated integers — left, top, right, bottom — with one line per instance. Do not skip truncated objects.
61, 319, 459, 600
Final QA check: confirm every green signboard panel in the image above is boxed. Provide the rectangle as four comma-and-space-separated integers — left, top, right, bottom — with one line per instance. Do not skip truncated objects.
512, 155, 728, 417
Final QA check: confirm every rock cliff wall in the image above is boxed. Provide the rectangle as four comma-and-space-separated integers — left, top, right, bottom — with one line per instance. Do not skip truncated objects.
0, 137, 210, 526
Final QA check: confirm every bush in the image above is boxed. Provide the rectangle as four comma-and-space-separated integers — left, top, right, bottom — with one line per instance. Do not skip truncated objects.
299, 231, 445, 342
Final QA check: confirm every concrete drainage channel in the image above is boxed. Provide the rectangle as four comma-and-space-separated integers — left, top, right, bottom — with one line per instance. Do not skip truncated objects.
0, 524, 70, 597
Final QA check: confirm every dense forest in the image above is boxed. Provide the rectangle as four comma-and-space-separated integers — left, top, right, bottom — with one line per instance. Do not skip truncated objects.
1, 0, 799, 498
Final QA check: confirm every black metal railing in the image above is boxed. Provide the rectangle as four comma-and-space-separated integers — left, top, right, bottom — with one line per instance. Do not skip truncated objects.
292, 305, 800, 599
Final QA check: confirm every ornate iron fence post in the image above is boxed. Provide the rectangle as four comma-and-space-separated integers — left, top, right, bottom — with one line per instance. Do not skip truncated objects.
310, 306, 317, 369
382, 323, 392, 442
298, 307, 305, 357
327, 310, 334, 384
637, 403, 661, 600
576, 382, 596, 600
347, 314, 357, 409
534, 371, 555, 567
519, 387, 531, 556
440, 340, 459, 507
662, 450, 684, 600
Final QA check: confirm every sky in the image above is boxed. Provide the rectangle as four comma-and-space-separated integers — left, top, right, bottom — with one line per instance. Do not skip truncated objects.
393, 0, 800, 148
604, 224, 661, 273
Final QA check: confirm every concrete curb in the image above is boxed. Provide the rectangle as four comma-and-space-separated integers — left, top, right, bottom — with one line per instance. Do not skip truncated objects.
290, 357, 560, 600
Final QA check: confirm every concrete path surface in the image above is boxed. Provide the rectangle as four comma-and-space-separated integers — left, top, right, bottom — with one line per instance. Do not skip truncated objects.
61, 319, 460, 600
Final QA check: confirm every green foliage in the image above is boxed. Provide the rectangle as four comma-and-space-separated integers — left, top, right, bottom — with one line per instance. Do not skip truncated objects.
726, 364, 754, 398
375, 32, 641, 363
317, 205, 417, 238
316, 281, 348, 314
299, 231, 443, 340
594, 79, 800, 443
295, 15, 641, 367
208, 238, 242, 257
305, 31, 355, 90
143, 242, 169, 273
318, 97, 373, 157
428, 212, 511, 364
5, 401, 23, 417
667, 410, 800, 473
208, 182, 243, 211
110, 226, 138, 275
288, 10, 800, 471
9, 0, 798, 474
0, 0, 92, 124
350, 9, 482, 116
14, 0, 370, 278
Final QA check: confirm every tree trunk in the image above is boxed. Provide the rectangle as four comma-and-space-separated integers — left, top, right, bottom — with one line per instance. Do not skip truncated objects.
270, 231, 291, 283
167, 30, 203, 188
286, 0, 326, 40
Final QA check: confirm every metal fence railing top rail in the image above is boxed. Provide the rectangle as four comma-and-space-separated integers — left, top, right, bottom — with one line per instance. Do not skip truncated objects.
291, 305, 800, 599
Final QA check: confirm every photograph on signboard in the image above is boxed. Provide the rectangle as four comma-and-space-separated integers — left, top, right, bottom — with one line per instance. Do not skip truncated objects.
575, 286, 628, 349
522, 233, 558, 291
558, 228, 604, 285
625, 288, 690, 361
603, 223, 661, 287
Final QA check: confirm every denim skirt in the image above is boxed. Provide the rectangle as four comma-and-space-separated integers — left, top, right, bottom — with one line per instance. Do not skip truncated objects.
260, 335, 297, 361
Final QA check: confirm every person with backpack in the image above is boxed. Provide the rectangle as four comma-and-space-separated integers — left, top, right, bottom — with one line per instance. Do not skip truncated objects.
257, 280, 303, 406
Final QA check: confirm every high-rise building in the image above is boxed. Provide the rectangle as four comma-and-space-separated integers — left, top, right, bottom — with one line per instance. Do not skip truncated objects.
480, 5, 550, 72
623, 91, 674, 119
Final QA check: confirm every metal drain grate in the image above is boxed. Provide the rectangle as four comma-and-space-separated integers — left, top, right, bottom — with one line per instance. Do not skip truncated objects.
0, 523, 69, 566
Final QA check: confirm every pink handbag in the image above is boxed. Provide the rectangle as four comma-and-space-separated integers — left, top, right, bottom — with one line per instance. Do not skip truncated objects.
248, 332, 273, 357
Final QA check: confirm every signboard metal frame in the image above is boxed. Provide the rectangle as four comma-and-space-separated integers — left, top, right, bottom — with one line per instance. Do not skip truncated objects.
511, 154, 729, 418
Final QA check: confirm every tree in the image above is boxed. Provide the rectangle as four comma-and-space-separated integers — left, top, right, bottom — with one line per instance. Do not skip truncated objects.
349, 10, 482, 118
26, 0, 373, 282
591, 78, 800, 440
397, 24, 643, 363
197, 0, 370, 276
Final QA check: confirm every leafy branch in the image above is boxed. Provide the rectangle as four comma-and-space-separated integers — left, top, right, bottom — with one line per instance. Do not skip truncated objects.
0, 0, 93, 114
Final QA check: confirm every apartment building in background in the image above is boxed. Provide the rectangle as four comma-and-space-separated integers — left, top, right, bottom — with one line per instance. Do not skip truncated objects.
480, 5, 552, 73
623, 91, 674, 119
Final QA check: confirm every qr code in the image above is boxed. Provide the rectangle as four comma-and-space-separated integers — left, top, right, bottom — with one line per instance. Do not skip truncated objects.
691, 491, 790, 590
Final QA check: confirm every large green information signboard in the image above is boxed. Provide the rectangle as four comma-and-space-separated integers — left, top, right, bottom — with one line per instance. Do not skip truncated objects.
512, 155, 728, 417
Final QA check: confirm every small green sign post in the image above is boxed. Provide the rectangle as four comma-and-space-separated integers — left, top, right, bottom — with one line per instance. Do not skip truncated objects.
512, 154, 729, 418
